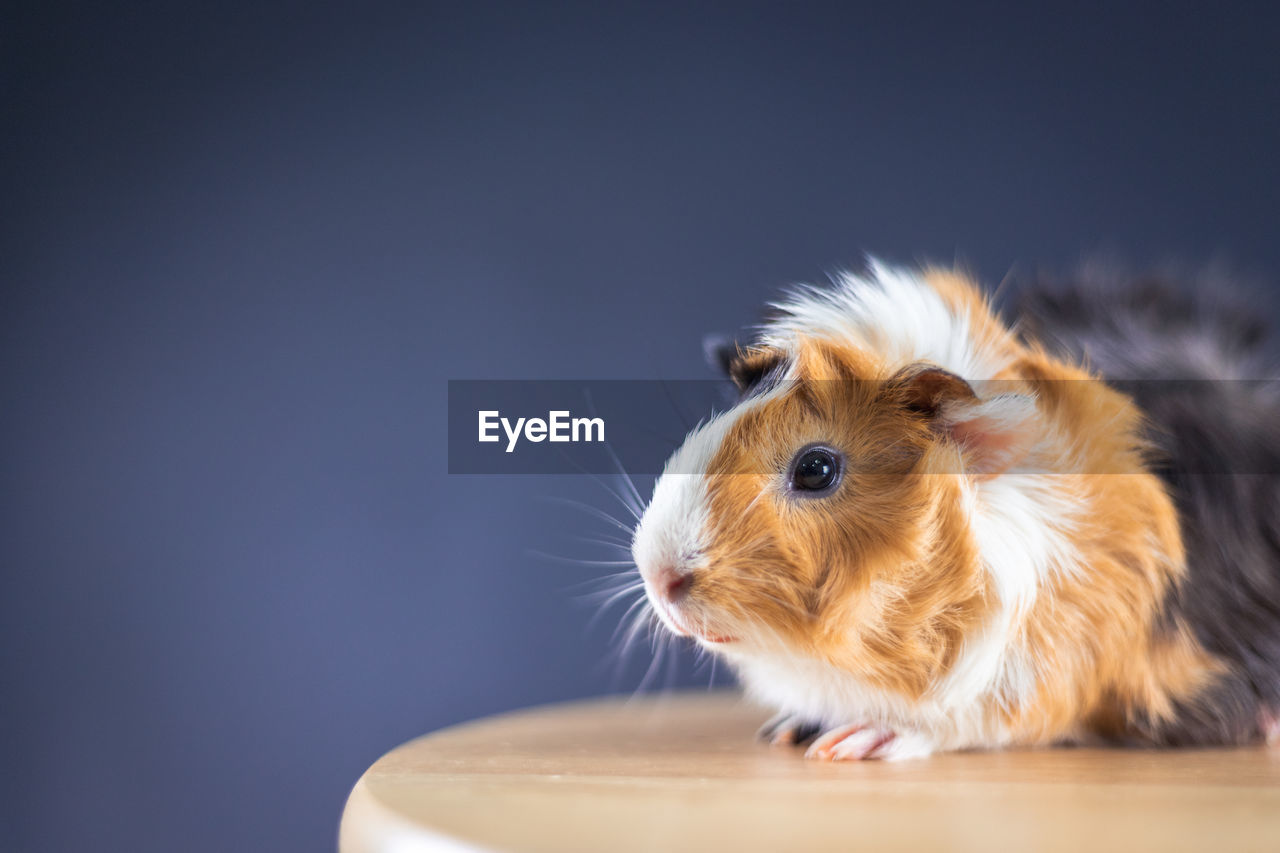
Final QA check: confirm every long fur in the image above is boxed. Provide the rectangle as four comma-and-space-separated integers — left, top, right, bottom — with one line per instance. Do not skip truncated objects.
1016, 266, 1280, 744
629, 259, 1280, 758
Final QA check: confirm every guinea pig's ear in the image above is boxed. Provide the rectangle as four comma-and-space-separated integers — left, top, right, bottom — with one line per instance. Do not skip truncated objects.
703, 334, 740, 378
728, 347, 786, 393
894, 365, 1039, 476
704, 335, 786, 394
897, 366, 978, 418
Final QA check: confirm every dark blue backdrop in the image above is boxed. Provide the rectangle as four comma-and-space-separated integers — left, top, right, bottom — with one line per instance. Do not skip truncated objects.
4, 2, 1279, 851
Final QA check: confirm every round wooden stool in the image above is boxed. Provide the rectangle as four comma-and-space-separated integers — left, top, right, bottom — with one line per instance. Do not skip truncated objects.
340, 691, 1280, 852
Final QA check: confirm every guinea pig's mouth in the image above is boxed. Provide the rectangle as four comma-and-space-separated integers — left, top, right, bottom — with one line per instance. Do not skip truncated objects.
652, 598, 736, 644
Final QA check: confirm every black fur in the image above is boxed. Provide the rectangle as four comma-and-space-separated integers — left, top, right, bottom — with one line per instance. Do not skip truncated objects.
1015, 266, 1280, 746
703, 333, 740, 379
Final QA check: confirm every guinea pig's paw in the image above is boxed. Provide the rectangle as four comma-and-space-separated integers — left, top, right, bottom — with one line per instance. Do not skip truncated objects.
803, 723, 885, 761
804, 724, 934, 762
866, 729, 935, 761
757, 712, 823, 746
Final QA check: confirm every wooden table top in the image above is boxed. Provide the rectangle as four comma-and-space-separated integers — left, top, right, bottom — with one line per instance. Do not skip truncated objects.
340, 691, 1280, 852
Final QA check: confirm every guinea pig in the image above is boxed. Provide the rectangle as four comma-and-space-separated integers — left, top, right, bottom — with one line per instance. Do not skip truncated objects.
628, 259, 1280, 760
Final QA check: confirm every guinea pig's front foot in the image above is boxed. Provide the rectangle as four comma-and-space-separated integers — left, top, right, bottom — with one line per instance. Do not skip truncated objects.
803, 723, 935, 762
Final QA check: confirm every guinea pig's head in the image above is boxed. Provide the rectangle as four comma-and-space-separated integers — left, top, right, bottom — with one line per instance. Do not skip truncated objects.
630, 334, 1040, 698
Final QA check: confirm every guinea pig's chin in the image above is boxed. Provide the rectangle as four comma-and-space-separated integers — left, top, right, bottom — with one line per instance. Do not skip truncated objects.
650, 598, 736, 645
649, 597, 691, 637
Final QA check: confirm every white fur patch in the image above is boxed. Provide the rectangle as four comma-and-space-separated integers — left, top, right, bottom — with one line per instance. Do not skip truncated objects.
631, 441, 714, 581
761, 259, 1004, 378
631, 385, 786, 626
935, 476, 1080, 714
729, 643, 1003, 753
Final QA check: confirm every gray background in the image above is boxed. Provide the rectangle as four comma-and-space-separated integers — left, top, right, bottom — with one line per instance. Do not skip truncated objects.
4, 2, 1279, 851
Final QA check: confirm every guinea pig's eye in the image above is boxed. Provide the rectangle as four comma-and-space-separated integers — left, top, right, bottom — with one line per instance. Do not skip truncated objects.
789, 447, 841, 494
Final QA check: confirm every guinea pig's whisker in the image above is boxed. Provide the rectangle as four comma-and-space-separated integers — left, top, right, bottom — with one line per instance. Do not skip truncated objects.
528, 549, 638, 569
600, 603, 653, 692
607, 600, 643, 642
646, 615, 665, 654
569, 576, 640, 604
573, 568, 641, 584
539, 496, 636, 536
631, 649, 661, 698
596, 429, 647, 516
553, 412, 646, 521
633, 615, 672, 698
740, 488, 772, 518
689, 642, 725, 690
572, 573, 642, 595
571, 398, 648, 521
585, 585, 645, 633
586, 581, 645, 611
568, 558, 641, 568
662, 631, 682, 693
585, 470, 644, 523
577, 579, 642, 604
613, 595, 653, 648
572, 534, 634, 551
624, 607, 665, 696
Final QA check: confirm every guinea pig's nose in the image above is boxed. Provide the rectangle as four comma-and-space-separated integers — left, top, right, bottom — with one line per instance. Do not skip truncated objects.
654, 565, 691, 603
